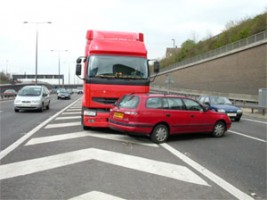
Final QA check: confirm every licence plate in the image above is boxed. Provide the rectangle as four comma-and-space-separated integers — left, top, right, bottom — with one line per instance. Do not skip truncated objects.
227, 113, 237, 117
114, 112, 124, 119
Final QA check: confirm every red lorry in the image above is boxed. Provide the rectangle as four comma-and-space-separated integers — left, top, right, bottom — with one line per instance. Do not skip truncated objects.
76, 30, 159, 129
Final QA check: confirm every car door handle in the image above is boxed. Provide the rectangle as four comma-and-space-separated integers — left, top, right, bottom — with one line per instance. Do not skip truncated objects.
190, 114, 195, 118
166, 114, 171, 117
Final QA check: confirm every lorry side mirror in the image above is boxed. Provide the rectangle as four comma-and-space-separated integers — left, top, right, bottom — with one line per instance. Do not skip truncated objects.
76, 64, 82, 76
76, 58, 82, 64
154, 61, 160, 74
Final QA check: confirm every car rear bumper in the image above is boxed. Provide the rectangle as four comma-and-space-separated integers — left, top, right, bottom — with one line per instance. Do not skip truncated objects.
109, 119, 152, 135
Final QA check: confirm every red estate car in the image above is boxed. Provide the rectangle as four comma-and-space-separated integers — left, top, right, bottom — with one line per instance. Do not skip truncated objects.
1, 89, 17, 98
109, 93, 232, 143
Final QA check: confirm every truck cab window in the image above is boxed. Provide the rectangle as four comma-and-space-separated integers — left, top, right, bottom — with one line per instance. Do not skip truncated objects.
88, 55, 148, 79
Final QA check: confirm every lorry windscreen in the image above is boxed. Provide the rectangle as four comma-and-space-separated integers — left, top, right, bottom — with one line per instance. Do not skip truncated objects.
87, 55, 148, 79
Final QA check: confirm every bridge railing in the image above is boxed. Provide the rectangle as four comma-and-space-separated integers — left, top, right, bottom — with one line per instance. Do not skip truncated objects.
162, 30, 267, 72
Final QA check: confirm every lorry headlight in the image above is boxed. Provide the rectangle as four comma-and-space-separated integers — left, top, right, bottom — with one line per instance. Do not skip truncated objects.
84, 109, 96, 116
218, 109, 226, 113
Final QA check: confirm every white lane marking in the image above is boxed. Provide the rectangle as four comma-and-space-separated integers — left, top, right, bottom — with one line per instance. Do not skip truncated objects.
44, 122, 81, 129
62, 112, 81, 115
69, 106, 81, 109
0, 99, 81, 160
0, 148, 209, 186
161, 143, 254, 200
228, 130, 266, 143
55, 116, 81, 120
25, 131, 158, 148
68, 191, 126, 200
66, 108, 81, 112
242, 118, 267, 125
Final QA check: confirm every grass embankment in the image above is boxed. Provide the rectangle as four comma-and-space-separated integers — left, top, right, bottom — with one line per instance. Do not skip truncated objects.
160, 12, 267, 68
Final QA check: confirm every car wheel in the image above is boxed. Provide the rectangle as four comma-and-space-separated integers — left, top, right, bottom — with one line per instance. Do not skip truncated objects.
235, 117, 241, 122
151, 124, 169, 143
14, 108, 19, 112
39, 103, 44, 112
46, 102, 50, 110
212, 121, 226, 137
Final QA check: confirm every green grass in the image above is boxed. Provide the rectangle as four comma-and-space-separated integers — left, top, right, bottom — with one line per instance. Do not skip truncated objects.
160, 12, 267, 68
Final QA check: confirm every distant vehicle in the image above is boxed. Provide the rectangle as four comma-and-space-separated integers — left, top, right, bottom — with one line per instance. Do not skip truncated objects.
1, 89, 17, 98
67, 89, 73, 94
198, 95, 243, 121
72, 89, 78, 94
77, 89, 83, 94
76, 87, 83, 94
57, 90, 71, 100
14, 85, 50, 112
50, 88, 58, 94
56, 88, 66, 94
109, 93, 231, 143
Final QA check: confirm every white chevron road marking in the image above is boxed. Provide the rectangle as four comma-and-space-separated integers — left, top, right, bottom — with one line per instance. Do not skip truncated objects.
25, 131, 159, 147
0, 148, 209, 186
62, 112, 81, 115
161, 143, 254, 200
0, 98, 81, 160
68, 191, 126, 200
44, 122, 81, 129
55, 116, 81, 120
66, 108, 81, 112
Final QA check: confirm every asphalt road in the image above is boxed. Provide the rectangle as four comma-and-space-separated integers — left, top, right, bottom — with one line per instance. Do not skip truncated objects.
0, 97, 266, 200
0, 94, 82, 150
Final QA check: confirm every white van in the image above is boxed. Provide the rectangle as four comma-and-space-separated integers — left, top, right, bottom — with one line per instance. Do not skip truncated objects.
14, 85, 50, 112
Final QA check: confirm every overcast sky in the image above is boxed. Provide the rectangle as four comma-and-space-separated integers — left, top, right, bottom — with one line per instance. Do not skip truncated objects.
0, 0, 266, 84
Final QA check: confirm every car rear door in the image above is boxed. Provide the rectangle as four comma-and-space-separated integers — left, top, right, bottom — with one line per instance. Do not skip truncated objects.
141, 97, 167, 127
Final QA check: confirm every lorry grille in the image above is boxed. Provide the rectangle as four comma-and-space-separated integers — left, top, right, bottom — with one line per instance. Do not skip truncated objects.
92, 97, 118, 105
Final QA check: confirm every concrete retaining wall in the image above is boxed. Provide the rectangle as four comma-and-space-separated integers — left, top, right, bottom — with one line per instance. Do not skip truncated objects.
152, 42, 266, 101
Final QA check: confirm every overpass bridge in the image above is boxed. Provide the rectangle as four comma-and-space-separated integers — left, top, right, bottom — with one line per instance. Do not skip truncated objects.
0, 82, 82, 94
152, 30, 267, 102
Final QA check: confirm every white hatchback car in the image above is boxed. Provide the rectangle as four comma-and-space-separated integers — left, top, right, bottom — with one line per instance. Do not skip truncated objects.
14, 85, 50, 112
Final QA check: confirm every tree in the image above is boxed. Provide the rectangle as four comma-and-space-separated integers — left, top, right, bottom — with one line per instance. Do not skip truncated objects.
0, 71, 12, 84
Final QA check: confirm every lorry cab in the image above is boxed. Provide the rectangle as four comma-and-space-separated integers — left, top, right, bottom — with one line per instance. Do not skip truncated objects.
76, 30, 159, 129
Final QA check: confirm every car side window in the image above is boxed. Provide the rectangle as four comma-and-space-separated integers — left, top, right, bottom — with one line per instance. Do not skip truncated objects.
204, 97, 209, 104
183, 99, 203, 111
199, 97, 204, 103
146, 98, 162, 109
167, 98, 184, 110
162, 98, 169, 109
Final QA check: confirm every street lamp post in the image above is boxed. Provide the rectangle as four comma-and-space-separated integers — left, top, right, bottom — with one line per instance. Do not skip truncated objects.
171, 38, 176, 48
50, 49, 68, 86
23, 21, 52, 84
